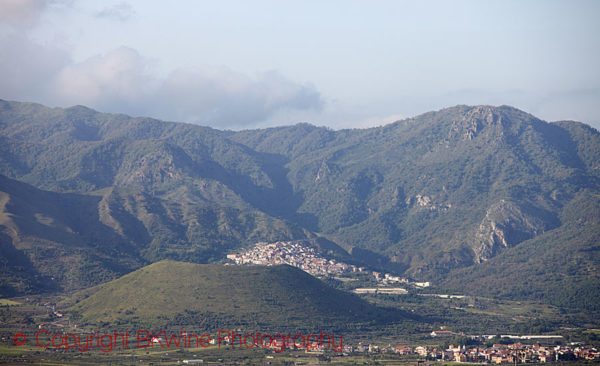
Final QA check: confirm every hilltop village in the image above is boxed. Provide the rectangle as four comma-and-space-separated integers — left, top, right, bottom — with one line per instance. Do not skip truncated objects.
226, 241, 430, 288
226, 241, 358, 276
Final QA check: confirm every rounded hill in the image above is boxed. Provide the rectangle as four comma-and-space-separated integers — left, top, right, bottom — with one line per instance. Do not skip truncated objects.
65, 260, 405, 331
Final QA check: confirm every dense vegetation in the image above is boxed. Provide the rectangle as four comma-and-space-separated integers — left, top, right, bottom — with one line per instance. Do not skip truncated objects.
442, 191, 600, 311
64, 260, 406, 331
1, 99, 599, 311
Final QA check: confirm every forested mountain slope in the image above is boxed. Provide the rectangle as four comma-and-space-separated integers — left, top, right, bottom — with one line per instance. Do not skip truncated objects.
1, 99, 598, 308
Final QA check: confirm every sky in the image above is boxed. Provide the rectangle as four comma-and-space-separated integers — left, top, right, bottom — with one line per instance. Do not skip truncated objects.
0, 0, 599, 130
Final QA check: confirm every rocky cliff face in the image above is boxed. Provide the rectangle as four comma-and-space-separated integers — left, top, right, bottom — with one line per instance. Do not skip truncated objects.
471, 200, 558, 262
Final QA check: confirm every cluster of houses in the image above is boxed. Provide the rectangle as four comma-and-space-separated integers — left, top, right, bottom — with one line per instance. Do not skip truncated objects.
41, 301, 63, 318
342, 342, 599, 362
227, 241, 431, 289
226, 241, 363, 276
370, 271, 430, 287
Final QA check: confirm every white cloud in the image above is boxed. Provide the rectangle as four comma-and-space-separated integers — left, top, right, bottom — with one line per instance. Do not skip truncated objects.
95, 2, 134, 22
0, 0, 323, 130
153, 67, 323, 127
52, 46, 153, 111
0, 0, 324, 129
0, 42, 323, 128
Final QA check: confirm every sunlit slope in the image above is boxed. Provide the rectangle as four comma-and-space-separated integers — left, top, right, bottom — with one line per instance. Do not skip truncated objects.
65, 260, 405, 330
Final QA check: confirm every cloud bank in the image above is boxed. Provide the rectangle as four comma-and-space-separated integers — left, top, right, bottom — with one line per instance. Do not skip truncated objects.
0, 5, 323, 129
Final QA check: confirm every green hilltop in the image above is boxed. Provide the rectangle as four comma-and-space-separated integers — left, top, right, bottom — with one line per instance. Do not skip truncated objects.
64, 260, 405, 331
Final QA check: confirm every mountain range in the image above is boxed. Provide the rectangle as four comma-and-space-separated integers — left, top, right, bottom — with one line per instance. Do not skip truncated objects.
0, 99, 598, 310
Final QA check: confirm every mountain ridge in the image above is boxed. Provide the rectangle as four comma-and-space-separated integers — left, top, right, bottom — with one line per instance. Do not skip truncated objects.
1, 99, 598, 310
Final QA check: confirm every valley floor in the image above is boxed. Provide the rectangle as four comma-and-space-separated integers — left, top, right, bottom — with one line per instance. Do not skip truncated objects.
1, 292, 599, 365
